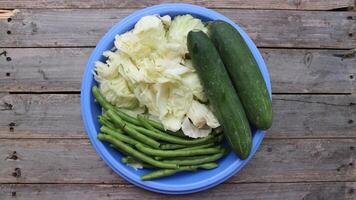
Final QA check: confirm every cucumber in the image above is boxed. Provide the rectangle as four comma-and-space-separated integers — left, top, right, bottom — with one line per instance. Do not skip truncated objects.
208, 20, 273, 130
187, 30, 252, 160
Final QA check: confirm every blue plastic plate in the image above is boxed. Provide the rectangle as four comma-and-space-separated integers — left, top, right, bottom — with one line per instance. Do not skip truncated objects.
81, 3, 272, 194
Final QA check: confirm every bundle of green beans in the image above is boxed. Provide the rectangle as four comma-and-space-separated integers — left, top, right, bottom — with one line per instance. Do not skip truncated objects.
92, 86, 228, 180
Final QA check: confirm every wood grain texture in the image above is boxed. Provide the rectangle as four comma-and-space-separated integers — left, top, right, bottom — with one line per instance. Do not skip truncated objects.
0, 0, 354, 10
0, 138, 355, 183
0, 94, 82, 138
0, 9, 355, 48
0, 182, 355, 200
0, 48, 354, 93
0, 94, 354, 139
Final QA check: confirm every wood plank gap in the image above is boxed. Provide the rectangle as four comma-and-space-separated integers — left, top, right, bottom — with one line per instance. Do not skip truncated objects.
1, 181, 356, 185
9, 91, 81, 94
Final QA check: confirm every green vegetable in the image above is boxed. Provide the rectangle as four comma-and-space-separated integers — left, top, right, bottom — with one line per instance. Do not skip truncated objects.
94, 15, 222, 134
141, 162, 218, 181
187, 30, 252, 160
156, 155, 213, 161
130, 121, 219, 145
100, 126, 138, 146
137, 114, 161, 132
106, 109, 161, 148
121, 156, 155, 169
135, 143, 221, 158
160, 144, 187, 150
116, 109, 166, 131
161, 149, 226, 166
98, 134, 177, 169
92, 86, 115, 111
137, 114, 190, 139
92, 85, 167, 131
179, 143, 216, 151
167, 129, 191, 139
208, 20, 273, 130
98, 116, 115, 129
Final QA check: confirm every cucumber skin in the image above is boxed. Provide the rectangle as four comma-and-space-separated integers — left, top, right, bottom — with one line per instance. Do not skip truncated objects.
209, 20, 273, 130
187, 31, 252, 160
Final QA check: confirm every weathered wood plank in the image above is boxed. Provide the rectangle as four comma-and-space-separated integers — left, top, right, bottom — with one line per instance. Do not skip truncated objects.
0, 94, 83, 138
0, 0, 354, 10
0, 139, 354, 183
0, 9, 355, 48
0, 48, 89, 92
0, 182, 355, 200
0, 94, 354, 139
0, 48, 354, 93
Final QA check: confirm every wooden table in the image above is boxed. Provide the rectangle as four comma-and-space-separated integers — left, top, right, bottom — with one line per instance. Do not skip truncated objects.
0, 1, 355, 199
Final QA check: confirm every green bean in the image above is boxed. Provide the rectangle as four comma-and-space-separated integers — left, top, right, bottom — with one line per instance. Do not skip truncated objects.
109, 144, 129, 157
141, 166, 196, 181
127, 120, 218, 146
114, 110, 141, 126
93, 86, 215, 141
179, 143, 217, 151
137, 114, 159, 131
101, 126, 138, 146
166, 129, 191, 139
140, 162, 218, 180
92, 85, 164, 129
160, 144, 187, 150
92, 86, 115, 111
137, 115, 196, 139
135, 143, 221, 158
98, 116, 115, 129
106, 110, 160, 148
121, 156, 155, 169
116, 109, 165, 131
161, 149, 226, 166
154, 143, 218, 159
98, 134, 177, 169
121, 156, 137, 163
199, 162, 219, 169
155, 155, 208, 161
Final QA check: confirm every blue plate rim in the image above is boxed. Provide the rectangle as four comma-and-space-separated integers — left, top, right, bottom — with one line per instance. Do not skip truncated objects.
81, 3, 271, 194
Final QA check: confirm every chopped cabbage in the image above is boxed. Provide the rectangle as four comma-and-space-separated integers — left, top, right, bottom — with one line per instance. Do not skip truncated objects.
181, 117, 211, 138
94, 14, 219, 137
187, 100, 220, 128
167, 14, 208, 54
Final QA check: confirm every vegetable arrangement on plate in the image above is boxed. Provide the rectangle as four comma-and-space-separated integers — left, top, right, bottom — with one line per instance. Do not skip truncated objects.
92, 14, 272, 180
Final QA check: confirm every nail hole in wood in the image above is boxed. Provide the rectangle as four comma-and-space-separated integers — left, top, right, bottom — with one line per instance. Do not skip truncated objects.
267, 147, 273, 152
6, 57, 11, 61
7, 18, 12, 22
9, 127, 14, 132
349, 33, 353, 37
350, 75, 354, 79
350, 103, 355, 106
12, 168, 21, 178
349, 188, 354, 194
7, 151, 18, 160
347, 16, 353, 20
349, 162, 353, 166
350, 146, 355, 150
12, 191, 16, 196
349, 119, 354, 124
6, 72, 10, 77
7, 30, 11, 35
